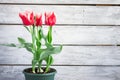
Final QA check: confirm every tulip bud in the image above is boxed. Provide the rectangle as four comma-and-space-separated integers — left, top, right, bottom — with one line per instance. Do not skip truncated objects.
19, 11, 34, 26
45, 12, 56, 26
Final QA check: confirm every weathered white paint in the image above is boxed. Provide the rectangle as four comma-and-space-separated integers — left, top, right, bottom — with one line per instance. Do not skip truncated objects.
0, 0, 120, 4
0, 66, 120, 80
0, 5, 120, 25
0, 1, 120, 80
0, 46, 120, 65
0, 25, 119, 45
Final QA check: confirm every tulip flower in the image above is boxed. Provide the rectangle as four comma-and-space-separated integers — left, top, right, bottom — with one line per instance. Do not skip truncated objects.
45, 12, 56, 26
19, 11, 34, 26
35, 13, 42, 26
12, 11, 62, 73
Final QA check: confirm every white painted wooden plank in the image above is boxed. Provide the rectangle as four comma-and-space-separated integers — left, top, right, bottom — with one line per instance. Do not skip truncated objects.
115, 27, 120, 44
0, 25, 118, 45
0, 46, 120, 65
0, 66, 120, 80
0, 0, 120, 4
0, 5, 120, 25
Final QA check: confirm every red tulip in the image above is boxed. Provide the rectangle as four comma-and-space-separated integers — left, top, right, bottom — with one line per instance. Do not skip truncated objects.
35, 13, 42, 26
45, 12, 56, 26
19, 11, 34, 26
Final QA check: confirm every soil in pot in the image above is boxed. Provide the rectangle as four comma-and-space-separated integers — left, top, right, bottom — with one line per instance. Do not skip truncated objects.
24, 67, 56, 74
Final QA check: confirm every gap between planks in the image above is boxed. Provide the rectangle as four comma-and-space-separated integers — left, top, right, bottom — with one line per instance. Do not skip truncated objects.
0, 43, 120, 46
1, 64, 120, 67
0, 3, 120, 6
53, 44, 120, 46
0, 23, 120, 26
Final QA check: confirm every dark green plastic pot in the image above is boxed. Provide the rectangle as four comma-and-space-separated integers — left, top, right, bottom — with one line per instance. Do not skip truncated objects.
23, 67, 57, 80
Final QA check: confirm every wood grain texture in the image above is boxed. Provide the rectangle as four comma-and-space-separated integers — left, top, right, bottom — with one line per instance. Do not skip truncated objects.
0, 1, 120, 80
0, 0, 120, 4
0, 46, 120, 65
0, 66, 120, 80
0, 25, 119, 45
0, 5, 120, 25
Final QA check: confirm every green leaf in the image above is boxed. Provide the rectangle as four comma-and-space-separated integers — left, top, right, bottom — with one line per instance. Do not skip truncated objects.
17, 42, 33, 53
38, 27, 42, 40
18, 37, 26, 44
32, 59, 38, 66
35, 37, 41, 49
24, 43, 33, 53
49, 56, 54, 65
45, 55, 54, 66
44, 55, 54, 73
39, 45, 62, 60
0, 43, 17, 47
50, 45, 63, 53
24, 26, 30, 32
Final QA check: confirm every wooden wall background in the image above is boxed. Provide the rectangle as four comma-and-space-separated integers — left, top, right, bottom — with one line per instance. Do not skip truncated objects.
0, 0, 120, 80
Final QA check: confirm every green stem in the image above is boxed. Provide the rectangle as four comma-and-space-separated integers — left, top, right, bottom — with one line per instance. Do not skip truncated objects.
32, 66, 36, 73
30, 26, 36, 53
38, 60, 43, 73
45, 65, 49, 73
40, 28, 48, 46
37, 27, 39, 39
36, 27, 41, 50
47, 26, 52, 44
30, 26, 37, 73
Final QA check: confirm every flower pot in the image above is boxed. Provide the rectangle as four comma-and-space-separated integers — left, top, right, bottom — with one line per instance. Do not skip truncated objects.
23, 67, 57, 80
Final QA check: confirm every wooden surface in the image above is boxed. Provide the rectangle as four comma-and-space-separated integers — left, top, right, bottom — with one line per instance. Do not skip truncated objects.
1, 46, 120, 65
1, 5, 120, 25
0, 0, 120, 4
0, 25, 119, 45
0, 0, 120, 80
1, 66, 120, 80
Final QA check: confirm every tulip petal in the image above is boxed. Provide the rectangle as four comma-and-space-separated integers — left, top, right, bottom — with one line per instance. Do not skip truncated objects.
19, 11, 34, 26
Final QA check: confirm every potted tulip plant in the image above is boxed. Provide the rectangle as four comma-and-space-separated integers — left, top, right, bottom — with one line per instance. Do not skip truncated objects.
2, 11, 62, 80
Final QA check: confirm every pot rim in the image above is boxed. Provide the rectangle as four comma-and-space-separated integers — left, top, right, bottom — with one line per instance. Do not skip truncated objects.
23, 67, 57, 76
